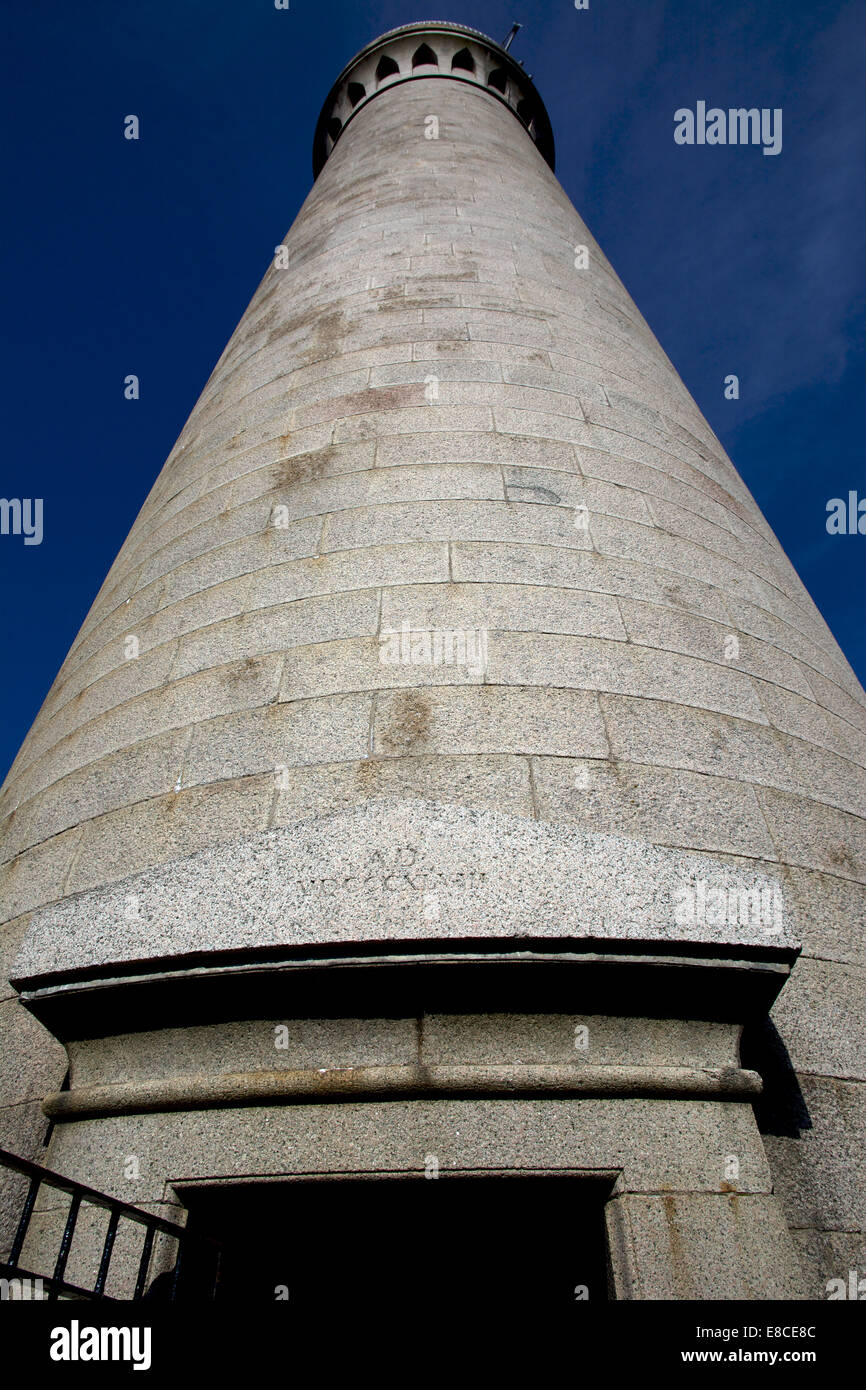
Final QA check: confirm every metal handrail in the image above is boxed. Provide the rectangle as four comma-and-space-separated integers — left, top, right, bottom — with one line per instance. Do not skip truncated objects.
0, 1146, 220, 1301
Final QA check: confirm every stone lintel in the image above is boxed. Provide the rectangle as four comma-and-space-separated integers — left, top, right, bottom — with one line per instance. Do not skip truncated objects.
11, 801, 802, 992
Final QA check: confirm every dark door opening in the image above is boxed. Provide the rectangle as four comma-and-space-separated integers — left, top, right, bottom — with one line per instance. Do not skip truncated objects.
181, 1174, 611, 1310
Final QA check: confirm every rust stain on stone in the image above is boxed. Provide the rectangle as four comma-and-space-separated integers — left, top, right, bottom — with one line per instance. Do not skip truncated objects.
273, 451, 329, 488
828, 845, 857, 871
304, 308, 348, 359
661, 1195, 687, 1284
226, 657, 261, 686
335, 385, 419, 414
659, 581, 691, 609
378, 284, 405, 305
255, 306, 279, 339
379, 690, 432, 754
355, 757, 384, 790
264, 311, 307, 347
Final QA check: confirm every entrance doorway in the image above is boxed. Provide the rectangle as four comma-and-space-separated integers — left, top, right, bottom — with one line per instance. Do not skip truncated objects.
181, 1174, 611, 1310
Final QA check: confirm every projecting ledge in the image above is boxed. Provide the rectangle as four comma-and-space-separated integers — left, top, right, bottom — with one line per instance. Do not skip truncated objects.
42, 1062, 763, 1123
16, 942, 796, 1043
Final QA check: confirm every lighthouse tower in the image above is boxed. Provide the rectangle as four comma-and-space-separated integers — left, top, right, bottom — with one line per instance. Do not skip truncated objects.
1, 23, 863, 1303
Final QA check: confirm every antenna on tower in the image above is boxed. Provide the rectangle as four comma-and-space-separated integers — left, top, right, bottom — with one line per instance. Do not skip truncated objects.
501, 22, 522, 52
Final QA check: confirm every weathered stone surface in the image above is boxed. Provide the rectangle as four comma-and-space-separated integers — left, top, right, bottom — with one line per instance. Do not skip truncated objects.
183, 693, 373, 785
606, 1193, 805, 1300
171, 588, 380, 680
792, 1229, 866, 1301
0, 1100, 53, 1260
0, 999, 66, 1107
778, 867, 866, 968
0, 1094, 50, 1154
65, 1012, 743, 1093
65, 776, 272, 896
762, 1076, 866, 1234
0, 729, 191, 860
0, 914, 32, 1001
417, 1015, 739, 1071
379, 580, 627, 641
43, 1096, 773, 1206
271, 755, 534, 826
0, 824, 81, 926
372, 686, 608, 758
531, 756, 778, 857
770, 957, 866, 1081
13, 801, 797, 978
756, 786, 866, 882
71, 1018, 420, 1090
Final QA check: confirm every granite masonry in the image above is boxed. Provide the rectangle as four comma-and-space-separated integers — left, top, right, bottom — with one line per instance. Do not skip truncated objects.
1, 22, 863, 1301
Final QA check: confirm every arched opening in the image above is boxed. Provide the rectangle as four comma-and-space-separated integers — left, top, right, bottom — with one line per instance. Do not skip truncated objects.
347, 81, 366, 108
375, 55, 399, 84
516, 99, 534, 127
487, 68, 507, 94
451, 47, 475, 73
412, 43, 438, 69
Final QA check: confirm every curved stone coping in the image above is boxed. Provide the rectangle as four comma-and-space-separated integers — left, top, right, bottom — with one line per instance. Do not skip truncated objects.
19, 946, 794, 1046
43, 1063, 763, 1121
12, 799, 800, 984
312, 21, 555, 175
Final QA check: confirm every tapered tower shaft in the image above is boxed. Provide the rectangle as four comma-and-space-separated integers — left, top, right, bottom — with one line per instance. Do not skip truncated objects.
1, 23, 863, 1301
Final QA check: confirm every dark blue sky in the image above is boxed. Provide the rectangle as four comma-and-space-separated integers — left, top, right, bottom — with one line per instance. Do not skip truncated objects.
2, 0, 864, 781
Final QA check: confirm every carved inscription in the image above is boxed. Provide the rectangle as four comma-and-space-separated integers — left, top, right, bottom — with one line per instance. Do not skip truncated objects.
289, 845, 487, 900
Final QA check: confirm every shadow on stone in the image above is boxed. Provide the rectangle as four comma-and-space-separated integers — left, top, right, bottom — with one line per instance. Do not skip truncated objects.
741, 1017, 812, 1138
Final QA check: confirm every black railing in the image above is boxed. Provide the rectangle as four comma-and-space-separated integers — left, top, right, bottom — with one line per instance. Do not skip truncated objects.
0, 1147, 220, 1301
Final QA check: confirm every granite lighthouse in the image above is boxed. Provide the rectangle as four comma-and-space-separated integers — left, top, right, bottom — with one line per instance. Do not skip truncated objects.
1, 22, 864, 1303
